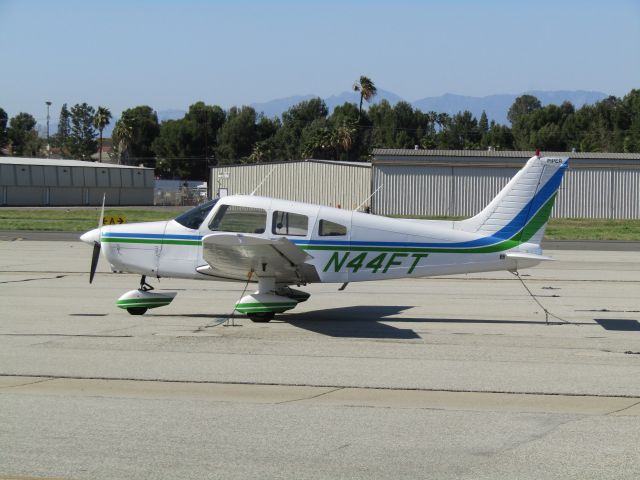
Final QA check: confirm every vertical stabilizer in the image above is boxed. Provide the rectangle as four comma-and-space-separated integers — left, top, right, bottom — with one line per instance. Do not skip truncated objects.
456, 156, 569, 246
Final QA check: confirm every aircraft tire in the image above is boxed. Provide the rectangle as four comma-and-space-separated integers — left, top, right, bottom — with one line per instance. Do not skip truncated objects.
247, 312, 275, 322
127, 307, 148, 315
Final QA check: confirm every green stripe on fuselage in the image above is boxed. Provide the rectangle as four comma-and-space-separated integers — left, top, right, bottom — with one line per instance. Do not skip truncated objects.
301, 193, 557, 255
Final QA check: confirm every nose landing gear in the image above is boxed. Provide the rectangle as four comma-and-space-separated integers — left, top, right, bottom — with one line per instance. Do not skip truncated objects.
116, 275, 177, 315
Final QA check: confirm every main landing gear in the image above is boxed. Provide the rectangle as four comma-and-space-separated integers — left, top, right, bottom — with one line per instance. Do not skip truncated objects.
234, 277, 309, 323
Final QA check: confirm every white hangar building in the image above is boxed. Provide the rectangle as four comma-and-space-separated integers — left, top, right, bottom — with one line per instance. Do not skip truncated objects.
0, 157, 154, 206
371, 149, 640, 219
211, 159, 372, 211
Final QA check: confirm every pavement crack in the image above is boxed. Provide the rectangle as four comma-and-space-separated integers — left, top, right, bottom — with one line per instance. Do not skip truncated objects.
276, 387, 344, 405
0, 377, 54, 390
607, 399, 640, 416
0, 274, 67, 284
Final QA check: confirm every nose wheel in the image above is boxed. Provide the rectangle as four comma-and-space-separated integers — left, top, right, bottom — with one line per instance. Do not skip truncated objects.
247, 312, 275, 323
127, 307, 148, 315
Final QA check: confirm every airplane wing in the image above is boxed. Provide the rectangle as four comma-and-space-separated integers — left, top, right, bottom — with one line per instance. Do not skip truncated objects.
197, 233, 320, 284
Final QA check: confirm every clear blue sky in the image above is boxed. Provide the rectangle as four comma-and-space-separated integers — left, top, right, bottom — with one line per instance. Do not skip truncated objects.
1, 0, 638, 123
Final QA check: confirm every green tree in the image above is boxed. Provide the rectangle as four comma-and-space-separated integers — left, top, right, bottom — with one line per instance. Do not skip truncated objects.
622, 89, 640, 152
8, 112, 39, 156
0, 107, 8, 152
112, 118, 133, 164
93, 106, 112, 162
152, 102, 226, 178
68, 103, 97, 160
437, 111, 480, 149
329, 102, 369, 160
479, 111, 489, 135
482, 121, 514, 150
507, 95, 542, 125
509, 95, 544, 149
184, 102, 226, 161
353, 76, 377, 119
115, 105, 160, 165
54, 103, 72, 156
300, 120, 333, 159
331, 120, 358, 160
216, 106, 258, 163
368, 100, 435, 150
275, 98, 329, 160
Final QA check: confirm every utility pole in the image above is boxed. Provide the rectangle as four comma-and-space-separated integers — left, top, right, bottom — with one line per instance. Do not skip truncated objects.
45, 101, 52, 157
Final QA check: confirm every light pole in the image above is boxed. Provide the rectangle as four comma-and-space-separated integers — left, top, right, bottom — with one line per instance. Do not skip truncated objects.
45, 101, 52, 157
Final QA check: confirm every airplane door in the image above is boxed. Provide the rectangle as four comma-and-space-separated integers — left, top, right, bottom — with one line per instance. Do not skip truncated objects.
312, 208, 352, 284
157, 221, 199, 278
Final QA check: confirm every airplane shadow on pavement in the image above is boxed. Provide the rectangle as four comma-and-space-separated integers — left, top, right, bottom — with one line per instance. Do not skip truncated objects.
281, 306, 605, 339
594, 318, 640, 331
283, 305, 420, 339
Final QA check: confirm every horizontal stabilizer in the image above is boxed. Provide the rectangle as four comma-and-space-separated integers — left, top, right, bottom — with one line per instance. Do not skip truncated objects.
505, 252, 554, 270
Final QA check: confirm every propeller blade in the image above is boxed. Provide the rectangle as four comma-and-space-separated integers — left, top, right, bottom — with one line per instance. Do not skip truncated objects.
89, 241, 101, 284
89, 194, 106, 284
98, 193, 106, 230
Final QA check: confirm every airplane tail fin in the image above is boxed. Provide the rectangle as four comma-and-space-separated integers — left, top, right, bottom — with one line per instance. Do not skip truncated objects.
456, 155, 569, 247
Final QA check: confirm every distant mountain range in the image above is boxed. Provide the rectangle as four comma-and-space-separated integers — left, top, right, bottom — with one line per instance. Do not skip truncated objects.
66, 89, 609, 139
249, 89, 608, 125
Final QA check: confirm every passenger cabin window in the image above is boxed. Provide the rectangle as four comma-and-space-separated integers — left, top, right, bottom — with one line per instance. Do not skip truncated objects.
272, 211, 308, 236
209, 205, 267, 234
318, 219, 347, 236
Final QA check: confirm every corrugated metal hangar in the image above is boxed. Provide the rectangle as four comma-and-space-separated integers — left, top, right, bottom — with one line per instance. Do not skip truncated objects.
0, 157, 154, 206
211, 159, 372, 210
372, 149, 640, 219
210, 151, 640, 220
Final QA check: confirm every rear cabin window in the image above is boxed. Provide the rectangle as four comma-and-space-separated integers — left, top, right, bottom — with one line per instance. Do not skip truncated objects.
209, 205, 267, 234
272, 211, 308, 236
318, 219, 347, 236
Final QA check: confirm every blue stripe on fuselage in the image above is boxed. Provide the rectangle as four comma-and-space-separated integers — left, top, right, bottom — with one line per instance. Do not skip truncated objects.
101, 232, 202, 240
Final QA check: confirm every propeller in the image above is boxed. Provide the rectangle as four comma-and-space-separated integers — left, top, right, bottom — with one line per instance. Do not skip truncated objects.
89, 194, 106, 284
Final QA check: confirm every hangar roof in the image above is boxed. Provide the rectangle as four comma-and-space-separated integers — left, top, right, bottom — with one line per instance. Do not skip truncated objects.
0, 157, 153, 169
373, 149, 640, 160
215, 159, 371, 169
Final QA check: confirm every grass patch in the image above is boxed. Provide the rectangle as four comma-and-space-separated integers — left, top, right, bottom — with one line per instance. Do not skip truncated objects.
1, 208, 639, 241
0, 208, 186, 232
389, 215, 640, 241
544, 218, 640, 241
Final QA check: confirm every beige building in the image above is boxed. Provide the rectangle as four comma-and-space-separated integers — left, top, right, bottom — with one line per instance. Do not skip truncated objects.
211, 160, 372, 210
0, 157, 154, 206
372, 149, 640, 219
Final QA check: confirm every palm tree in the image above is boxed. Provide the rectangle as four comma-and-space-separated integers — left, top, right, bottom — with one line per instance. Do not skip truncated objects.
332, 120, 357, 160
352, 76, 378, 119
93, 106, 112, 162
112, 119, 133, 165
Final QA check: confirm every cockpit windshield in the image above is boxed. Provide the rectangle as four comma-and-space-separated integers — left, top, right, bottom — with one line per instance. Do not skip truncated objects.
174, 198, 219, 230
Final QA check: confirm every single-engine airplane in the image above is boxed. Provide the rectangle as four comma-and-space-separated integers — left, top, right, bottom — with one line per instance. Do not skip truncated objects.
80, 154, 568, 322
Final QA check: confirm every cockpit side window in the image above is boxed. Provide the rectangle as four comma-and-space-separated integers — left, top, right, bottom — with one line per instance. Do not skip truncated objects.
174, 198, 219, 230
272, 211, 308, 236
318, 219, 347, 236
209, 205, 267, 234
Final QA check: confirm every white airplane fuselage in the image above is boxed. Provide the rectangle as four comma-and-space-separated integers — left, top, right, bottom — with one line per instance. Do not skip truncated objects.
80, 155, 568, 319
92, 195, 544, 284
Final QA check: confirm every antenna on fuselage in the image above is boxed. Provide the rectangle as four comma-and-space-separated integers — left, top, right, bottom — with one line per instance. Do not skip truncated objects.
250, 166, 277, 196
355, 183, 383, 212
